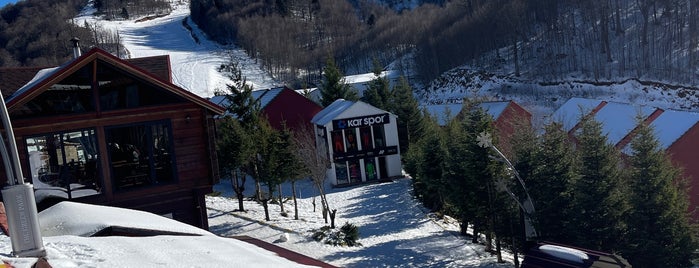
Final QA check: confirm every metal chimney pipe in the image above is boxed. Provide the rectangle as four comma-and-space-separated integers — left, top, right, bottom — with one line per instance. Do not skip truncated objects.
70, 37, 81, 59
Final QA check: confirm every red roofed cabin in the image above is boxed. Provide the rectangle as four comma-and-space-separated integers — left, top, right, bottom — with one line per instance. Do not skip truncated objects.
0, 48, 224, 229
209, 86, 323, 131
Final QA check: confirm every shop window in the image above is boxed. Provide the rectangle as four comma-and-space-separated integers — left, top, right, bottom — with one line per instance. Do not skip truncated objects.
335, 162, 349, 184
106, 120, 175, 190
373, 125, 385, 148
348, 160, 361, 183
331, 131, 344, 153
359, 127, 373, 150
345, 129, 358, 152
26, 129, 101, 200
364, 158, 377, 181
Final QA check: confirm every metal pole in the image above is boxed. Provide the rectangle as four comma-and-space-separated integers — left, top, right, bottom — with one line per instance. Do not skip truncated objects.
0, 93, 46, 257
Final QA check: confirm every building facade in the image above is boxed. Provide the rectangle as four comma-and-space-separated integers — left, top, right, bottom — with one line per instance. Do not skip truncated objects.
0, 48, 224, 229
311, 100, 402, 185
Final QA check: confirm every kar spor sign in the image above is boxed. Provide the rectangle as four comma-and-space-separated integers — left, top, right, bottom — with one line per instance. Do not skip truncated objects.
333, 113, 390, 129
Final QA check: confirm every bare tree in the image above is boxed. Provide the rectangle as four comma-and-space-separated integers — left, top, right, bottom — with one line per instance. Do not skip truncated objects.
292, 123, 337, 228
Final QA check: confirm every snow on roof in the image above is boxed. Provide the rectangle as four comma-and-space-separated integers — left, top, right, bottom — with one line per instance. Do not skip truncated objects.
14, 201, 316, 267
422, 104, 463, 125
479, 101, 510, 120
423, 101, 512, 126
6, 67, 60, 103
648, 109, 699, 149
551, 98, 603, 132
343, 70, 399, 85
594, 101, 656, 145
539, 244, 589, 264
39, 202, 212, 237
256, 87, 284, 108
311, 99, 355, 125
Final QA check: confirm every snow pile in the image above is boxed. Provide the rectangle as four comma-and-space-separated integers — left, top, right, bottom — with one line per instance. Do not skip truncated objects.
0, 201, 318, 268
207, 178, 515, 267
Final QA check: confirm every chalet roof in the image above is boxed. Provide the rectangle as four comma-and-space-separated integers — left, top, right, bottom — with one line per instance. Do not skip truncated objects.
0, 55, 172, 97
551, 98, 604, 132
311, 99, 392, 126
208, 87, 286, 115
2, 48, 223, 114
422, 101, 521, 126
592, 101, 657, 145
311, 99, 356, 126
649, 109, 699, 149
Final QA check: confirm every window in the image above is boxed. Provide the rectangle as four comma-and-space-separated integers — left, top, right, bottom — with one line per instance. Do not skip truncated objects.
12, 65, 95, 119
335, 162, 348, 184
364, 158, 377, 181
331, 131, 344, 153
106, 121, 175, 190
373, 125, 385, 148
26, 129, 101, 200
348, 160, 361, 183
345, 129, 357, 152
359, 127, 373, 150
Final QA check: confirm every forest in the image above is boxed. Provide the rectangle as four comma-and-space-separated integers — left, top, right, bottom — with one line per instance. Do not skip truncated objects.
190, 0, 699, 88
0, 0, 171, 67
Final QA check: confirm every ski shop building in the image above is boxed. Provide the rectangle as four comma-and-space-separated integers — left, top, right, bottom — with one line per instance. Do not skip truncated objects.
311, 99, 402, 186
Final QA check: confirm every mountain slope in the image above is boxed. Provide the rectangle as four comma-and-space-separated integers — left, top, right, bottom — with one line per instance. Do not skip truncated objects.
74, 1, 278, 97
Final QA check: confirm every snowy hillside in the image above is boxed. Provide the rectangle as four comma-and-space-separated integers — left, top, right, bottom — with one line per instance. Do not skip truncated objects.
74, 0, 279, 98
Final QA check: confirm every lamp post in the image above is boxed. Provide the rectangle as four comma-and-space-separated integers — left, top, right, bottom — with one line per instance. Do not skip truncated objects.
476, 131, 538, 240
0, 93, 46, 257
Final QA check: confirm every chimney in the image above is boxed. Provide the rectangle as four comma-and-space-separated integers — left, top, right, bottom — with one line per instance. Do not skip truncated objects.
70, 37, 81, 59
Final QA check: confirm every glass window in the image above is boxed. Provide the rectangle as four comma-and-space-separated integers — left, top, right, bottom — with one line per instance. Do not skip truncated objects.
12, 65, 95, 119
106, 121, 175, 190
331, 130, 344, 153
335, 162, 348, 184
345, 129, 357, 152
96, 59, 186, 111
26, 129, 101, 200
373, 125, 385, 148
359, 127, 373, 150
364, 158, 377, 181
348, 160, 361, 183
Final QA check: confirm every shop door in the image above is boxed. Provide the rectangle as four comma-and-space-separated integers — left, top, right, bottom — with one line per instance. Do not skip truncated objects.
378, 157, 388, 179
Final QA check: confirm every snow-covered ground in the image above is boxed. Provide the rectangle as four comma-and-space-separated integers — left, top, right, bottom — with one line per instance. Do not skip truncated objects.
208, 177, 515, 268
74, 0, 279, 98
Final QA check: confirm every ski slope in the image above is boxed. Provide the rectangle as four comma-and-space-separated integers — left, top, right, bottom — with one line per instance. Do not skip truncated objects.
74, 0, 279, 98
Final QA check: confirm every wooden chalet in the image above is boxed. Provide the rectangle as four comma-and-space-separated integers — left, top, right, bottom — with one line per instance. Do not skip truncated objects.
0, 48, 224, 229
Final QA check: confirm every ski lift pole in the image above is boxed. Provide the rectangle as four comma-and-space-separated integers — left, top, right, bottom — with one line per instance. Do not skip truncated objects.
0, 93, 46, 257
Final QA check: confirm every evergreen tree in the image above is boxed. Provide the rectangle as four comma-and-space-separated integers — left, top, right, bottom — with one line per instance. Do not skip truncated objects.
253, 116, 283, 221
391, 76, 425, 156
528, 122, 578, 243
319, 57, 358, 106
623, 121, 697, 268
570, 118, 630, 252
362, 59, 392, 110
216, 116, 254, 212
406, 114, 447, 212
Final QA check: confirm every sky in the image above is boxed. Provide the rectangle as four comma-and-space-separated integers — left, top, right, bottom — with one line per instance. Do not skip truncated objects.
0, 0, 17, 8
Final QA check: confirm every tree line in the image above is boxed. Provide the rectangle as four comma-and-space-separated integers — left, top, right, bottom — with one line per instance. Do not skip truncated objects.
191, 0, 699, 88
405, 104, 697, 267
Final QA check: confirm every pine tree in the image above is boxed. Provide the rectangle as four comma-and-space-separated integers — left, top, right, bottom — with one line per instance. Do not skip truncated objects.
570, 118, 630, 252
319, 57, 358, 106
391, 76, 425, 157
514, 122, 577, 243
623, 121, 697, 268
362, 59, 392, 110
406, 115, 447, 212
216, 116, 254, 212
253, 116, 282, 221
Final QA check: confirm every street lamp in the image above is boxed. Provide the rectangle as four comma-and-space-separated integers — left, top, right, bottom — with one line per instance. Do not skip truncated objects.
476, 131, 538, 240
0, 93, 46, 257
